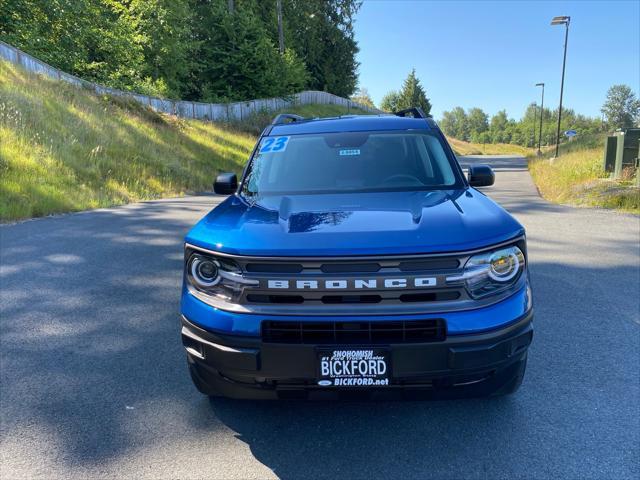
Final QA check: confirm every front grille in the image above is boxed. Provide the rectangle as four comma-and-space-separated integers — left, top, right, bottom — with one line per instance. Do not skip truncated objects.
321, 295, 381, 304
246, 263, 303, 273
399, 291, 460, 302
262, 319, 447, 344
246, 259, 459, 274
321, 263, 380, 273
246, 294, 304, 304
398, 258, 460, 271
247, 291, 461, 305
185, 244, 493, 315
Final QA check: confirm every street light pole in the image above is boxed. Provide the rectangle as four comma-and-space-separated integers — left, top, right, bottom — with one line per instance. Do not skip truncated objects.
535, 82, 545, 154
551, 16, 570, 158
532, 102, 537, 149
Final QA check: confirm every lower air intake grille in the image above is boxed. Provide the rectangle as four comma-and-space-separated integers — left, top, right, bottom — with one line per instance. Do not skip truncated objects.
262, 319, 446, 344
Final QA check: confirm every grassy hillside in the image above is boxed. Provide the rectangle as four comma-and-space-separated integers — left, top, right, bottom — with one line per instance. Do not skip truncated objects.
446, 136, 533, 156
528, 134, 639, 213
0, 60, 365, 222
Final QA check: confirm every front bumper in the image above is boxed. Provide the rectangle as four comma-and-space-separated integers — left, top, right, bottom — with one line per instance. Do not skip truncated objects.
181, 281, 533, 336
181, 308, 533, 399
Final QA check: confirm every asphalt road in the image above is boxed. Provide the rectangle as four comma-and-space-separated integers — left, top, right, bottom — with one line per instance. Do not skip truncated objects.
1, 155, 639, 479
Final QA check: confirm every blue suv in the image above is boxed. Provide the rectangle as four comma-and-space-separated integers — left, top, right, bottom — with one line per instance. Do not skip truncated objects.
180, 108, 533, 399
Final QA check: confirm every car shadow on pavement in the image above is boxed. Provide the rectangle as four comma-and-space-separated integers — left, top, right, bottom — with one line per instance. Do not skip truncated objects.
205, 395, 521, 480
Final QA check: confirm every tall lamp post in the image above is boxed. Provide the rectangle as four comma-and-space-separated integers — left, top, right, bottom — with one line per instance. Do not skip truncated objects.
551, 16, 570, 158
532, 102, 537, 149
535, 82, 545, 155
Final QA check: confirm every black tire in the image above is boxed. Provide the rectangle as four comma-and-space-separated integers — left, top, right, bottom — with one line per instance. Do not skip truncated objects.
188, 363, 221, 397
490, 353, 528, 397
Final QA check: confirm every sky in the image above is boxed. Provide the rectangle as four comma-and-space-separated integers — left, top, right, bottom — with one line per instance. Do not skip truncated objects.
354, 0, 640, 120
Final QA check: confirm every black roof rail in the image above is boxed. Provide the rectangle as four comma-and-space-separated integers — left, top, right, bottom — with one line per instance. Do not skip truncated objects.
271, 113, 304, 125
393, 107, 431, 119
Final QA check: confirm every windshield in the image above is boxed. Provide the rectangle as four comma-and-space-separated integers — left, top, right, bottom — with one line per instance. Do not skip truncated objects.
241, 130, 461, 196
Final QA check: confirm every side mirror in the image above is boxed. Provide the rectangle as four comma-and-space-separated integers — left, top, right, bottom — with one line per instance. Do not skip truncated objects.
214, 173, 238, 195
467, 164, 495, 187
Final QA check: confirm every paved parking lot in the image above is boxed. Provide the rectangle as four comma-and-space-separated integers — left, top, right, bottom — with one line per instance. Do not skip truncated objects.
1, 155, 639, 479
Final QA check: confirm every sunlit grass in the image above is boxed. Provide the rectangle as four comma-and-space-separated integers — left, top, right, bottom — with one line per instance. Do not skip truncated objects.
0, 60, 381, 222
528, 135, 639, 214
0, 60, 253, 221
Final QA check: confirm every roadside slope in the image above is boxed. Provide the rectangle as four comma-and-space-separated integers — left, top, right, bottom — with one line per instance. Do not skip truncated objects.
528, 134, 639, 213
0, 60, 365, 222
0, 60, 251, 221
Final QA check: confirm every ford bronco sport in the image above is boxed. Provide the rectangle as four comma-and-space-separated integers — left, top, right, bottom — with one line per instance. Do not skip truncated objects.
180, 108, 533, 399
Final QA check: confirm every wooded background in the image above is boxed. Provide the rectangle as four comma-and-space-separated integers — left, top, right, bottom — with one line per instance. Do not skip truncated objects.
0, 0, 361, 102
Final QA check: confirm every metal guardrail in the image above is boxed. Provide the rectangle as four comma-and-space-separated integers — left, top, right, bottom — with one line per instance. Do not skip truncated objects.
0, 40, 379, 121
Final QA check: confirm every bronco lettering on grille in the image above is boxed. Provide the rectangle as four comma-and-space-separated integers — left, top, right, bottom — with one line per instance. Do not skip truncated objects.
266, 277, 437, 290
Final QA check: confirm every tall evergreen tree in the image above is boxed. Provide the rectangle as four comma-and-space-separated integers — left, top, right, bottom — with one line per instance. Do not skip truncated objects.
192, 1, 308, 102
396, 69, 432, 115
254, 0, 361, 97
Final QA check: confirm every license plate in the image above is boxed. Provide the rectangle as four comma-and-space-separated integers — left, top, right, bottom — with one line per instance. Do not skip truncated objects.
317, 348, 391, 387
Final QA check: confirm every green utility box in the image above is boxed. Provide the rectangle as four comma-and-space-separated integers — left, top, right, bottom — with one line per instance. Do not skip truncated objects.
603, 136, 617, 173
613, 128, 640, 179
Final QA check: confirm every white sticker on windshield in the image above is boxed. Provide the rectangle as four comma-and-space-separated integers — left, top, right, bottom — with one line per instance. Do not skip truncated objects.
259, 136, 290, 154
339, 149, 360, 156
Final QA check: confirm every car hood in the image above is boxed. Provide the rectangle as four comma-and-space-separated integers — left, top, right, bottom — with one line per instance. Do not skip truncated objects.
185, 189, 524, 256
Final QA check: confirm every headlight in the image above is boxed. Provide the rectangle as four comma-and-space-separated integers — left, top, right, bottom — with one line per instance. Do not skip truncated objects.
185, 250, 257, 304
190, 255, 221, 287
487, 249, 522, 282
447, 245, 525, 299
